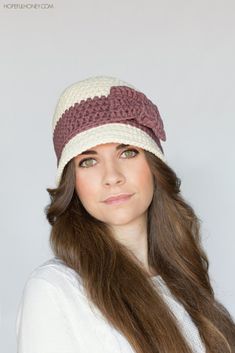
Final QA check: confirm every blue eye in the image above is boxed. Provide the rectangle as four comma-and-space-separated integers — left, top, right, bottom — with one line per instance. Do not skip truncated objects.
78, 148, 139, 168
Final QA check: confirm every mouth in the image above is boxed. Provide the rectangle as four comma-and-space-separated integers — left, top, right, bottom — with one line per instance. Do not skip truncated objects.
103, 193, 134, 205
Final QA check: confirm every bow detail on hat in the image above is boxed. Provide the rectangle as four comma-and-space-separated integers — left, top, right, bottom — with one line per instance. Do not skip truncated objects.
53, 84, 166, 162
109, 86, 166, 142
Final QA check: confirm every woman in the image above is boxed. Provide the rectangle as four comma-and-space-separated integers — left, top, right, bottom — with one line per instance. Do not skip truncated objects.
16, 75, 235, 353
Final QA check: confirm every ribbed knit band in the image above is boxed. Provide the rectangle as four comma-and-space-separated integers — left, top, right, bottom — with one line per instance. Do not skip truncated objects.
52, 76, 167, 186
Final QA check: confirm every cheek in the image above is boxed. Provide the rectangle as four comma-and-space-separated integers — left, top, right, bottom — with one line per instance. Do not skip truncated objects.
139, 168, 152, 185
133, 160, 154, 190
75, 173, 97, 202
137, 164, 154, 207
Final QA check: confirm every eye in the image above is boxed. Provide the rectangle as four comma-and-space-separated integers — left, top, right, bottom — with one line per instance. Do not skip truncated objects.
78, 158, 96, 168
78, 148, 139, 168
121, 148, 139, 158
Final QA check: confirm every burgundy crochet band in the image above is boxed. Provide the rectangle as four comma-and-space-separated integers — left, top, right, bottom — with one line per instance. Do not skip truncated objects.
53, 86, 166, 164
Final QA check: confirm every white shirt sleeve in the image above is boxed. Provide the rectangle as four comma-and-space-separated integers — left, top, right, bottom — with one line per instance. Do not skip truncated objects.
16, 277, 78, 353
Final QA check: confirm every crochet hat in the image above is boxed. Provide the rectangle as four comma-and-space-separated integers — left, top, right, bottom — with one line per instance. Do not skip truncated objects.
52, 75, 167, 186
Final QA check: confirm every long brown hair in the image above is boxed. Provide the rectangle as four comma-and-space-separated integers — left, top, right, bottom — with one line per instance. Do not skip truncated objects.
45, 150, 235, 353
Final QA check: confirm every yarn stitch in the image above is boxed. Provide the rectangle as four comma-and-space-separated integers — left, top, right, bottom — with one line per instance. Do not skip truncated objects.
51, 75, 167, 186
53, 86, 166, 164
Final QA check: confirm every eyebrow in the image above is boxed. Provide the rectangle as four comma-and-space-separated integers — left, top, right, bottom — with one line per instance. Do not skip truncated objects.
80, 144, 130, 155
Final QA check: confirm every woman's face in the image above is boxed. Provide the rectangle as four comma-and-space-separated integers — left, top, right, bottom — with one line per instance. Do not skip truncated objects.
73, 143, 154, 227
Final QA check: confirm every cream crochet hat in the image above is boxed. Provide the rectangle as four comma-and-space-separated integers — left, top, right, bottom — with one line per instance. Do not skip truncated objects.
52, 75, 167, 186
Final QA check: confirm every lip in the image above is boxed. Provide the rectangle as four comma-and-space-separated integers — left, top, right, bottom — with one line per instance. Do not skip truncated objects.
103, 193, 134, 203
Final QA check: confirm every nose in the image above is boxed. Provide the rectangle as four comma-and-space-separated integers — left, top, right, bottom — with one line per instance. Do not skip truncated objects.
102, 162, 125, 187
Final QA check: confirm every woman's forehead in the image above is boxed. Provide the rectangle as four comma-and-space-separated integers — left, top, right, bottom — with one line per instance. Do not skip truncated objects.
83, 143, 129, 152
73, 143, 143, 160
80, 143, 140, 154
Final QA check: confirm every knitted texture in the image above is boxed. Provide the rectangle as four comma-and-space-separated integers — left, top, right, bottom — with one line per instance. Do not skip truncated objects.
52, 76, 167, 186
16, 257, 206, 353
52, 76, 136, 129
53, 86, 166, 162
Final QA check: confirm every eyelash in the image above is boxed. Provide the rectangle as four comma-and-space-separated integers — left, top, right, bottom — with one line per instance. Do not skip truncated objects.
78, 148, 139, 168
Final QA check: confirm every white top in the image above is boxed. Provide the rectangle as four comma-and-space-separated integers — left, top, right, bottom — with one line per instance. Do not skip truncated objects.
16, 257, 206, 353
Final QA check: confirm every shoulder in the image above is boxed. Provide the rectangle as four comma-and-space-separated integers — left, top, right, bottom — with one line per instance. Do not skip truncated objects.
16, 257, 85, 333
26, 256, 83, 291
18, 257, 86, 310
16, 258, 84, 351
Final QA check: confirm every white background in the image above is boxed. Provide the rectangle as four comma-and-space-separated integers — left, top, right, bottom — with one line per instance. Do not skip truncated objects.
0, 1, 234, 352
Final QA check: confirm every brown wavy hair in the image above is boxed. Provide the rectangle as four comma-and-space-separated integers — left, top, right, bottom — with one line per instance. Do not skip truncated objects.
45, 150, 235, 353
